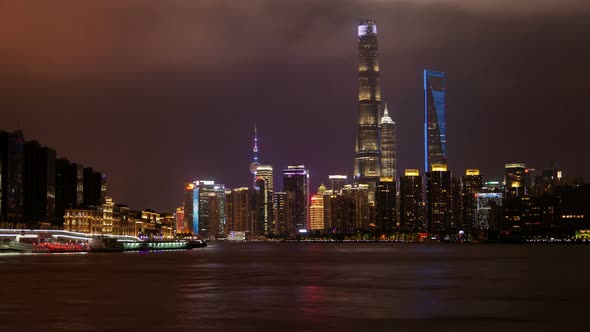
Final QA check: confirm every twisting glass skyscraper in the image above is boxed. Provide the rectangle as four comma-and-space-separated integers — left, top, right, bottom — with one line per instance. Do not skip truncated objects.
424, 70, 447, 172
354, 19, 382, 190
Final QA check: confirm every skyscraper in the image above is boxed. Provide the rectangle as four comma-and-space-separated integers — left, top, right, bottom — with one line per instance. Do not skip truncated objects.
56, 158, 78, 226
424, 70, 447, 172
226, 187, 251, 233
380, 103, 396, 179
282, 165, 310, 232
0, 130, 24, 224
254, 176, 273, 235
505, 163, 526, 198
340, 184, 371, 231
376, 177, 396, 233
274, 191, 287, 234
426, 164, 455, 236
183, 183, 194, 234
175, 206, 185, 234
399, 169, 424, 232
328, 175, 347, 191
191, 180, 225, 237
74, 163, 84, 206
83, 167, 103, 207
254, 165, 274, 235
461, 169, 483, 235
354, 19, 382, 196
310, 184, 327, 231
23, 140, 56, 226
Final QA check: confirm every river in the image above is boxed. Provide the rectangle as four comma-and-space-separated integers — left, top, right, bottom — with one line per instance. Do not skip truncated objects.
0, 242, 587, 331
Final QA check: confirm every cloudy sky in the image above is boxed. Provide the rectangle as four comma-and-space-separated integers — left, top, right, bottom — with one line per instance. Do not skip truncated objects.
1, 0, 589, 211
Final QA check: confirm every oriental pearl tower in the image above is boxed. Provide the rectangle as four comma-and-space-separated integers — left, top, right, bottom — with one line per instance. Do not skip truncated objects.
249, 122, 260, 185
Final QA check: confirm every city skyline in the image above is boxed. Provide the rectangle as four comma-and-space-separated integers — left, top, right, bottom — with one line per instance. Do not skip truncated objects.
1, 1, 590, 211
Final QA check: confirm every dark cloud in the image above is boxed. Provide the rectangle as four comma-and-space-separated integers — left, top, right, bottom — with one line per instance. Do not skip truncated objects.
1, 1, 589, 211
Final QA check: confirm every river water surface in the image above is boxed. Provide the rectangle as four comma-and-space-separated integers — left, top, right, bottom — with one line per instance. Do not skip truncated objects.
0, 242, 588, 331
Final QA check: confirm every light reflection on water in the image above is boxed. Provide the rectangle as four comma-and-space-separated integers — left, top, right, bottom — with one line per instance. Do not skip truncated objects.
0, 242, 587, 331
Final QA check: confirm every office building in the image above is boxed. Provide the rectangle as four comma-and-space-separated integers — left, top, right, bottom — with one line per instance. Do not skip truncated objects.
475, 193, 503, 235
183, 183, 195, 234
0, 130, 24, 224
83, 167, 103, 207
175, 206, 185, 234
399, 169, 424, 232
225, 187, 251, 233
376, 177, 396, 232
310, 184, 327, 231
191, 180, 225, 237
282, 165, 310, 232
254, 165, 274, 235
254, 176, 273, 235
274, 191, 288, 235
505, 163, 526, 198
354, 19, 382, 199
328, 175, 347, 191
380, 103, 396, 179
424, 70, 447, 172
324, 184, 371, 233
426, 165, 455, 236
56, 158, 78, 226
461, 169, 483, 235
24, 140, 56, 226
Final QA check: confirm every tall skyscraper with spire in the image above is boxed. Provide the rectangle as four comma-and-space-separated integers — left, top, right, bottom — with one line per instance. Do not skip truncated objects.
354, 19, 382, 194
380, 102, 396, 180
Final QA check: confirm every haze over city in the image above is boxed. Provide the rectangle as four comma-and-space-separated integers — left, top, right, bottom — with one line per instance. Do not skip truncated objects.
2, 0, 589, 212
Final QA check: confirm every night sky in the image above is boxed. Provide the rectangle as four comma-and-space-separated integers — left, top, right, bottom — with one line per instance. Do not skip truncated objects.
1, 0, 589, 212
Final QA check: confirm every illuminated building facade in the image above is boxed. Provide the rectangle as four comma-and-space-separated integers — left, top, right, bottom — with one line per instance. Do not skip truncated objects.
254, 165, 274, 235
249, 123, 260, 185
64, 198, 174, 239
475, 193, 503, 233
424, 70, 447, 172
283, 165, 310, 232
426, 165, 455, 236
505, 163, 526, 198
324, 184, 370, 233
328, 175, 347, 191
343, 184, 370, 230
354, 19, 382, 198
274, 192, 287, 234
399, 169, 424, 232
208, 194, 222, 237
310, 184, 327, 230
461, 169, 483, 234
376, 177, 396, 232
226, 187, 251, 232
183, 183, 194, 234
0, 130, 24, 224
191, 180, 226, 237
322, 189, 334, 231
380, 103, 396, 179
175, 206, 185, 234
